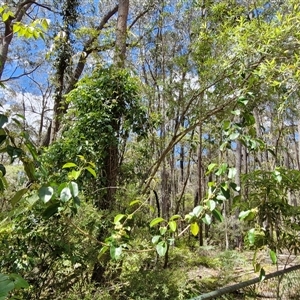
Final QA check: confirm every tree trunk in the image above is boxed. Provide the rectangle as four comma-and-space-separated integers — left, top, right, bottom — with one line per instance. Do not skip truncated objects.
114, 0, 129, 68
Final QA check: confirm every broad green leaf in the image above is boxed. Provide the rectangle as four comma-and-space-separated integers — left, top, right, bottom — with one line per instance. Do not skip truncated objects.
62, 162, 77, 169
192, 205, 203, 217
77, 155, 86, 161
88, 161, 96, 168
215, 163, 228, 176
68, 169, 81, 180
229, 182, 240, 192
229, 132, 240, 140
60, 187, 71, 202
202, 214, 212, 225
10, 188, 28, 205
110, 245, 122, 260
42, 202, 60, 219
223, 120, 231, 130
150, 217, 165, 227
216, 194, 226, 201
38, 186, 54, 203
207, 200, 216, 211
190, 222, 199, 236
73, 196, 80, 207
220, 142, 229, 151
237, 96, 248, 105
231, 109, 241, 116
269, 250, 277, 264
114, 214, 125, 224
206, 163, 218, 174
57, 182, 68, 194
156, 241, 168, 257
169, 214, 181, 221
212, 209, 223, 222
86, 166, 96, 178
228, 167, 237, 179
9, 273, 29, 289
152, 235, 161, 244
69, 181, 79, 197
168, 220, 177, 232
0, 273, 14, 299
159, 226, 167, 235
239, 209, 257, 221
239, 210, 251, 220
129, 199, 141, 206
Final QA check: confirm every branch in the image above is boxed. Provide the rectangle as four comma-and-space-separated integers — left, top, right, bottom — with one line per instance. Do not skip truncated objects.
0, 64, 41, 83
67, 5, 119, 92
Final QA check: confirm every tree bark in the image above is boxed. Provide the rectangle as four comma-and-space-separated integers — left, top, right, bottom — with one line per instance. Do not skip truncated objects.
114, 0, 129, 68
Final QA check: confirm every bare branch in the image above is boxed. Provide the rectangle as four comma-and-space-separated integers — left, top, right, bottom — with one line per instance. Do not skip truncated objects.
0, 64, 41, 83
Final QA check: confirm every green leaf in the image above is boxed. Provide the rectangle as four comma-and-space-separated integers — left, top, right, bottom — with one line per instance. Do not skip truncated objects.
259, 268, 266, 282
110, 245, 122, 260
215, 163, 228, 176
229, 182, 240, 192
202, 214, 212, 225
237, 96, 248, 106
156, 241, 168, 257
229, 132, 240, 140
168, 220, 177, 232
248, 228, 255, 245
223, 120, 231, 130
10, 188, 28, 205
73, 196, 80, 207
129, 199, 141, 206
42, 202, 60, 219
38, 186, 54, 203
239, 209, 256, 221
114, 214, 125, 224
0, 114, 8, 128
85, 166, 96, 178
152, 235, 161, 244
269, 250, 277, 264
69, 181, 79, 197
192, 205, 203, 217
216, 194, 226, 201
231, 109, 241, 116
169, 214, 181, 221
150, 217, 165, 227
9, 273, 29, 289
207, 200, 216, 211
190, 222, 199, 236
98, 246, 109, 258
239, 210, 250, 220
212, 209, 223, 222
68, 170, 81, 180
62, 162, 77, 169
0, 273, 14, 299
228, 167, 237, 179
206, 163, 218, 174
60, 187, 72, 202
159, 227, 167, 235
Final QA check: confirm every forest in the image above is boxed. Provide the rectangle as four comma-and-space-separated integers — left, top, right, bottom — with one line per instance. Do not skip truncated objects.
1, 0, 300, 299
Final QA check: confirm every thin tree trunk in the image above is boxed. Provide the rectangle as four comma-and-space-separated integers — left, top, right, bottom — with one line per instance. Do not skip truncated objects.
114, 0, 129, 68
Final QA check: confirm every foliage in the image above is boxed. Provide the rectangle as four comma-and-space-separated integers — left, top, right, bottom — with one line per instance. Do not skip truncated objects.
2, 0, 300, 299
